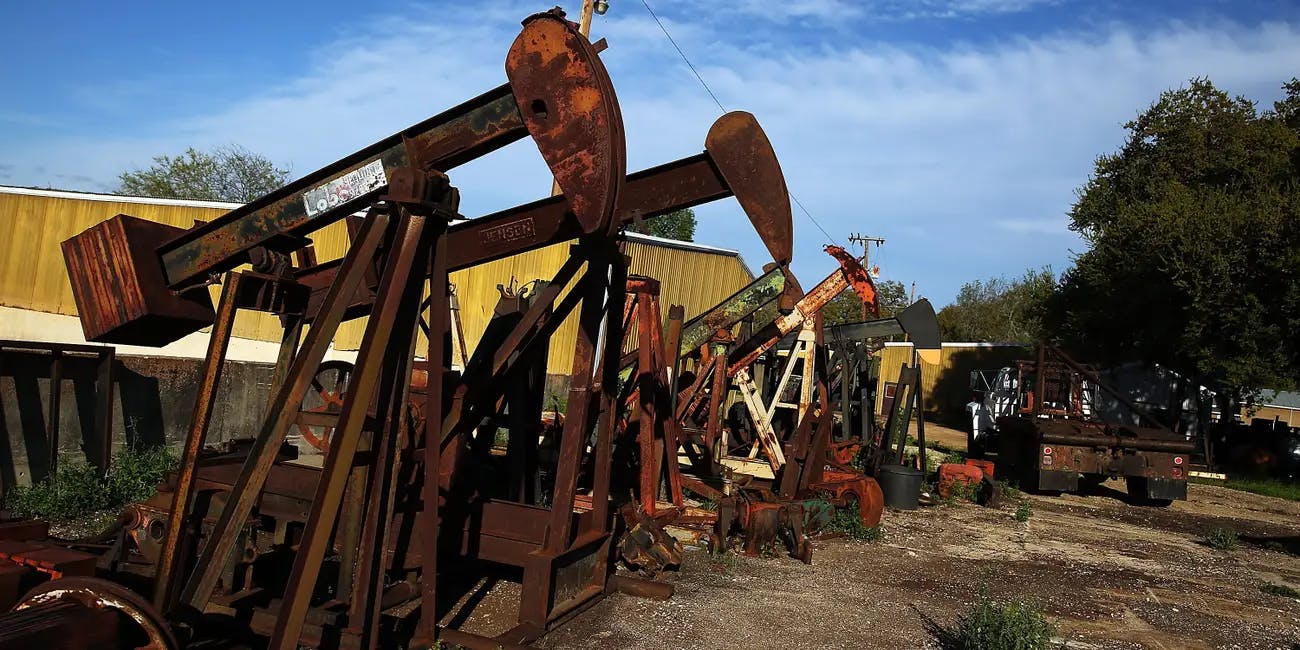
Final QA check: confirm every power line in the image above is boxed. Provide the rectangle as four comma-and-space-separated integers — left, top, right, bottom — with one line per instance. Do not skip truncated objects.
640, 0, 726, 113
791, 194, 837, 245
638, 0, 839, 247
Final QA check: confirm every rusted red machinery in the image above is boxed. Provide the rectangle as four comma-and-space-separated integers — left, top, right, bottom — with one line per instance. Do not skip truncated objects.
0, 10, 805, 649
989, 345, 1195, 505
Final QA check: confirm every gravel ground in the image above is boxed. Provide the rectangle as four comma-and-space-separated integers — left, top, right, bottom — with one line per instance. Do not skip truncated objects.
531, 481, 1300, 649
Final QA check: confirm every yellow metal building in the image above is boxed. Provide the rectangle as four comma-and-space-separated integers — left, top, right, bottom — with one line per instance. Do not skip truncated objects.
0, 186, 755, 374
875, 342, 1030, 420
1243, 391, 1300, 427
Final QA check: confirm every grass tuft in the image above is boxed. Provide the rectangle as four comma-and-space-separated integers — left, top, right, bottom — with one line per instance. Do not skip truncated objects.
6, 445, 177, 521
1014, 500, 1032, 523
1204, 527, 1239, 551
955, 590, 1054, 650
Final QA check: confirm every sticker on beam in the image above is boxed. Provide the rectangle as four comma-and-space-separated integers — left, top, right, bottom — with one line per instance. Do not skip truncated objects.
303, 159, 387, 217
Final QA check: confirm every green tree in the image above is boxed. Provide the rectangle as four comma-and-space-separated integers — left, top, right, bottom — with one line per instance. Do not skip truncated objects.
118, 145, 290, 203
822, 279, 909, 326
936, 267, 1054, 342
1049, 78, 1300, 403
627, 207, 696, 241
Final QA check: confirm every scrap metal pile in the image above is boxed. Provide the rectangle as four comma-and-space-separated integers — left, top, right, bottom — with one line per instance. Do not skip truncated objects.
0, 9, 938, 649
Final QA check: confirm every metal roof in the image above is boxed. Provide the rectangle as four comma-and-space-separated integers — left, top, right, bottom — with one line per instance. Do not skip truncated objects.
1258, 390, 1300, 410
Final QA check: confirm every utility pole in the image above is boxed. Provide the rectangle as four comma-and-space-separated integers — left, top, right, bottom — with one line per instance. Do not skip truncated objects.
847, 233, 885, 319
577, 0, 596, 36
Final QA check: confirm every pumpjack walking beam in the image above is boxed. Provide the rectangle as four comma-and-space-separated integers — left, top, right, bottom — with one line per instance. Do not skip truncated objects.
293, 109, 796, 322
63, 9, 626, 350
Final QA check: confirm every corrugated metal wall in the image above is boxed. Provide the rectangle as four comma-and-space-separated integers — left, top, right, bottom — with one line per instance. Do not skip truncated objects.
1, 190, 754, 374
0, 190, 352, 343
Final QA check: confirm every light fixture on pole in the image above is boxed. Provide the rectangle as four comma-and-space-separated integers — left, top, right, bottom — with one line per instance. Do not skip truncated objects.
594, 0, 610, 15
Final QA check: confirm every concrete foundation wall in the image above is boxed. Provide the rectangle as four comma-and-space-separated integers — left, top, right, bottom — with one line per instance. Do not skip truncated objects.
0, 351, 274, 490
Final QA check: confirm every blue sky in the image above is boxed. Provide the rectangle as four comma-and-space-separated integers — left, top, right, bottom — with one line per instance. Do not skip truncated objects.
3, 0, 1299, 305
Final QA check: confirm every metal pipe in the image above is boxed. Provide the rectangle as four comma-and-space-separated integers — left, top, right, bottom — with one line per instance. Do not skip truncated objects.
154, 272, 243, 612
1038, 432, 1195, 453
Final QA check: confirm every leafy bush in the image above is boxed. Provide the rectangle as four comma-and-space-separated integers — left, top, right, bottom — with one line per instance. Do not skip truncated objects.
6, 445, 177, 520
105, 445, 177, 504
956, 591, 1054, 650
1205, 528, 1239, 551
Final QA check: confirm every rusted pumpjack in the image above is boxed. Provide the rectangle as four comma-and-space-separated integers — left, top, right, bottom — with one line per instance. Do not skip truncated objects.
705, 250, 887, 559
613, 242, 889, 561
0, 10, 796, 650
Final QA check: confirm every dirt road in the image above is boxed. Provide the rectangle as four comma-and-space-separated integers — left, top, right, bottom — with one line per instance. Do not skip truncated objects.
540, 482, 1300, 649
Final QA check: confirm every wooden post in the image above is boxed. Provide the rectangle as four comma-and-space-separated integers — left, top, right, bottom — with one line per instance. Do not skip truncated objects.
47, 351, 62, 479
95, 348, 115, 475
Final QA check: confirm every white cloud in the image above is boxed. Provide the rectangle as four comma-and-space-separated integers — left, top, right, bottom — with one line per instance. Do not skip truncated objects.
996, 217, 1072, 234
3, 3, 1297, 303
650, 0, 1055, 22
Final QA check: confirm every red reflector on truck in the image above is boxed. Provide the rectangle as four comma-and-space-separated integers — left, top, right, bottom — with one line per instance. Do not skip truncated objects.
1173, 456, 1183, 466
1042, 447, 1053, 455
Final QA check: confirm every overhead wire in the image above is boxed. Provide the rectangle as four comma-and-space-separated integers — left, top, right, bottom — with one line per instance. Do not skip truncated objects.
638, 0, 840, 247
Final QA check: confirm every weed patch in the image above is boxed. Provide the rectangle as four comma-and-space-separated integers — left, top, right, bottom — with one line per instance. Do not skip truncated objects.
1014, 500, 1032, 523
947, 479, 978, 504
953, 590, 1054, 650
6, 445, 177, 520
825, 499, 884, 542
708, 545, 739, 574
1204, 528, 1239, 551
